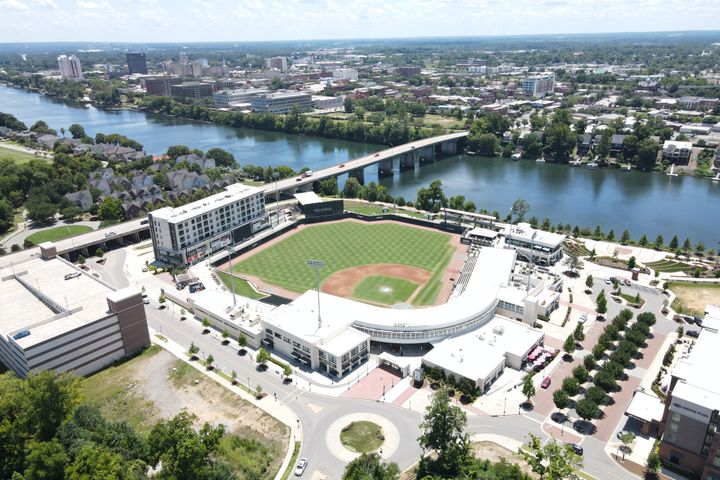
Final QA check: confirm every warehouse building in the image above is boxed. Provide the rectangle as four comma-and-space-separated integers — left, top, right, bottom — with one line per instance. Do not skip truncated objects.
0, 243, 150, 377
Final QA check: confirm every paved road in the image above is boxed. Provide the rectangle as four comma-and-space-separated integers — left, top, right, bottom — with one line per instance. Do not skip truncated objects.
92, 250, 638, 480
1, 219, 101, 250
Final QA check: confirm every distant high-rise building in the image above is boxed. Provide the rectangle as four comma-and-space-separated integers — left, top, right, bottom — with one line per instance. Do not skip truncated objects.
126, 53, 148, 75
57, 54, 83, 80
266, 56, 288, 71
143, 76, 183, 96
522, 73, 556, 98
398, 66, 421, 77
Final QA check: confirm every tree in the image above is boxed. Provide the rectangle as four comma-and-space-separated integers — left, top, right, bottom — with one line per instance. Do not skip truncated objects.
283, 364, 292, 381
343, 177, 362, 198
206, 147, 236, 167
231, 370, 237, 384
521, 132, 544, 159
188, 342, 200, 359
635, 138, 659, 171
586, 386, 608, 405
621, 230, 631, 244
654, 235, 664, 250
585, 275, 594, 289
166, 145, 191, 160
205, 354, 214, 370
256, 347, 270, 368
0, 197, 14, 234
511, 199, 530, 222
683, 237, 692, 252
628, 256, 637, 270
342, 453, 400, 480
26, 195, 57, 224
583, 355, 597, 371
30, 120, 55, 135
97, 197, 123, 223
521, 434, 583, 480
68, 123, 86, 139
543, 122, 577, 163
572, 365, 589, 383
638, 235, 648, 247
563, 254, 584, 276
23, 439, 68, 480
619, 432, 636, 459
148, 411, 226, 480
65, 442, 136, 480
472, 133, 499, 156
418, 386, 471, 476
573, 322, 585, 342
562, 377, 581, 397
575, 398, 600, 424
596, 290, 608, 314
201, 317, 210, 333
522, 374, 536, 404
95, 247, 104, 258
553, 389, 569, 409
669, 235, 679, 250
221, 328, 230, 344
594, 370, 618, 392
237, 333, 247, 352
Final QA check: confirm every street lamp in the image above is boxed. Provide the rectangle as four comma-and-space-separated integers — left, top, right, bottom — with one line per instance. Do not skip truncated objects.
307, 259, 325, 328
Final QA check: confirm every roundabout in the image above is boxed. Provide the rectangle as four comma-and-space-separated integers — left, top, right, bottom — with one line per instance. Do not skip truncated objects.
325, 413, 400, 462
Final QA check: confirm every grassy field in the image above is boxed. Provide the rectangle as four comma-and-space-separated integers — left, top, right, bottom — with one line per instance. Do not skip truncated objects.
233, 221, 454, 294
0, 144, 44, 164
83, 345, 289, 480
412, 247, 453, 306
343, 200, 427, 220
352, 275, 419, 305
669, 281, 720, 316
340, 421, 384, 453
646, 259, 695, 273
25, 224, 93, 245
216, 270, 267, 300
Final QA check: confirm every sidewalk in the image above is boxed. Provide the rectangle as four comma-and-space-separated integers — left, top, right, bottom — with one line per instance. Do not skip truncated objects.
149, 329, 300, 480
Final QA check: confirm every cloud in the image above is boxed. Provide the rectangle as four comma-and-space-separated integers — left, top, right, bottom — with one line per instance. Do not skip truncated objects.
77, 0, 103, 8
34, 0, 58, 7
0, 0, 30, 11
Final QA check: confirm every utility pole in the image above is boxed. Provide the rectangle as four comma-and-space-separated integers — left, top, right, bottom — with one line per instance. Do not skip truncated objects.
307, 259, 325, 329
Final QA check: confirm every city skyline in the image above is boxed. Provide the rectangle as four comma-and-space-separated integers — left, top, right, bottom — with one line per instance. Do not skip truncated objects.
1, 0, 720, 43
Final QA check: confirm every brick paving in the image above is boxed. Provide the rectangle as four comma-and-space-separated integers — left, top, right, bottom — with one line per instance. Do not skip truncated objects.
392, 385, 418, 406
341, 364, 402, 401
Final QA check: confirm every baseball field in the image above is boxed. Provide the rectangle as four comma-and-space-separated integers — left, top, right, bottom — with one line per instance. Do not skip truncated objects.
224, 219, 461, 306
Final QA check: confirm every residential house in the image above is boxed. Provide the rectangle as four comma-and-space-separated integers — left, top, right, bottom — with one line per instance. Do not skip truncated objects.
64, 190, 93, 211
662, 140, 693, 165
176, 154, 216, 170
611, 134, 626, 154
577, 133, 593, 154
36, 135, 61, 149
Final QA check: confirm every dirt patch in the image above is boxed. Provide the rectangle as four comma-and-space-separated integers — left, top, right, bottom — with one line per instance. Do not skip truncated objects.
322, 263, 431, 299
472, 441, 539, 479
671, 283, 720, 315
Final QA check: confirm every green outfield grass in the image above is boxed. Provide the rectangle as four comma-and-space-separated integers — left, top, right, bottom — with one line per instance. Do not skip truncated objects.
216, 270, 267, 300
352, 275, 419, 305
412, 247, 454, 306
25, 224, 93, 245
232, 221, 455, 298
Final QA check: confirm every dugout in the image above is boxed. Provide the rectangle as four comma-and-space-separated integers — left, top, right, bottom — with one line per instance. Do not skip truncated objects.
294, 192, 344, 218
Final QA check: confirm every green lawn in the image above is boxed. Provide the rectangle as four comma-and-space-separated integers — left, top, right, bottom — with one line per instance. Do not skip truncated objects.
0, 144, 45, 164
343, 200, 427, 220
646, 259, 695, 273
25, 225, 93, 245
233, 221, 454, 294
352, 275, 419, 305
216, 270, 267, 300
340, 421, 384, 453
413, 247, 453, 306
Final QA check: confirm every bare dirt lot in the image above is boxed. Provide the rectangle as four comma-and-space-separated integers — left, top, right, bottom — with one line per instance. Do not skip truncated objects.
670, 282, 720, 315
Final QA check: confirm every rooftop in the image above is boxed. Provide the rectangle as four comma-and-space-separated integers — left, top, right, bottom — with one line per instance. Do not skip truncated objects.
294, 191, 323, 205
0, 257, 119, 348
505, 223, 566, 249
150, 183, 262, 223
671, 323, 720, 410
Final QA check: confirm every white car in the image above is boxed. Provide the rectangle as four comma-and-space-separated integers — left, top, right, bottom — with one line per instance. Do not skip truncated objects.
143, 298, 150, 305
294, 458, 308, 476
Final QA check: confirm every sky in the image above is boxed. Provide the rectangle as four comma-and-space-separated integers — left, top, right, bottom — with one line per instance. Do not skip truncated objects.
1, 0, 720, 43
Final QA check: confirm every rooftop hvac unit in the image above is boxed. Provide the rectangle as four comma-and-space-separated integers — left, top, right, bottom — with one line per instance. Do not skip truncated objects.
492, 325, 505, 335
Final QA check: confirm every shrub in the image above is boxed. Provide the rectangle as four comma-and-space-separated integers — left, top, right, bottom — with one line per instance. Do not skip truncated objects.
573, 365, 589, 383
586, 386, 608, 405
562, 377, 581, 396
553, 389, 569, 409
594, 370, 617, 392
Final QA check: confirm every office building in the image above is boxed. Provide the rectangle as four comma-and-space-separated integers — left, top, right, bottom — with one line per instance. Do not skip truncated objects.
399, 66, 421, 77
0, 244, 150, 377
170, 82, 214, 99
503, 223, 565, 266
212, 88, 268, 108
331, 68, 358, 81
144, 76, 183, 96
522, 73, 556, 98
311, 95, 344, 110
658, 307, 720, 479
266, 56, 288, 71
57, 54, 84, 80
663, 140, 693, 165
148, 184, 268, 265
250, 92, 313, 114
126, 52, 148, 75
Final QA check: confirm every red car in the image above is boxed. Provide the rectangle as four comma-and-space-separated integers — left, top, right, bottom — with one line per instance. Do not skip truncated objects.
540, 376, 552, 389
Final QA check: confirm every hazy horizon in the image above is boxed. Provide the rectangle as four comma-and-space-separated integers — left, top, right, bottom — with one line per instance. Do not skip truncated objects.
1, 0, 720, 44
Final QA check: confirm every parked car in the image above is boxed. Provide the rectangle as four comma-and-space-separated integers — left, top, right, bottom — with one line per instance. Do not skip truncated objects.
294, 458, 308, 476
140, 219, 149, 225
104, 231, 116, 238
579, 313, 588, 323
623, 279, 631, 286
604, 278, 612, 285
374, 153, 380, 157
143, 298, 150, 305
694, 316, 703, 326
295, 177, 302, 182
568, 444, 584, 455
687, 330, 700, 338
541, 376, 551, 389
12, 330, 31, 340
339, 163, 345, 168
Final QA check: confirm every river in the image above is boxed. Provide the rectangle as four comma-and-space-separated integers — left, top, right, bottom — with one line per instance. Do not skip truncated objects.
1, 86, 719, 245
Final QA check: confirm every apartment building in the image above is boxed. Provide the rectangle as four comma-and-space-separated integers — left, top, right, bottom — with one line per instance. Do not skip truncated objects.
659, 308, 720, 479
148, 184, 268, 265
522, 73, 556, 98
250, 92, 313, 114
663, 140, 693, 165
0, 245, 149, 377
266, 56, 288, 71
57, 54, 83, 80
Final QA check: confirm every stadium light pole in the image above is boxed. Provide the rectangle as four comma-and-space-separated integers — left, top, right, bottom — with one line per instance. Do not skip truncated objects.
307, 259, 325, 329
273, 172, 280, 225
